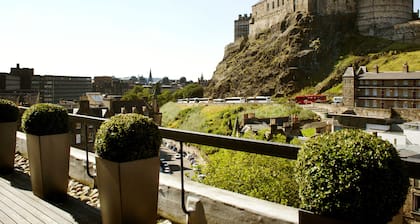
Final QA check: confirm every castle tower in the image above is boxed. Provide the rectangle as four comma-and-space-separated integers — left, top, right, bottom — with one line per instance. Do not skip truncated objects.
357, 0, 413, 36
342, 67, 356, 107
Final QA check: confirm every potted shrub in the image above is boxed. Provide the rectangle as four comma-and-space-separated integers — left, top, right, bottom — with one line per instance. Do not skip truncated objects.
94, 113, 161, 224
0, 99, 19, 173
21, 103, 70, 200
296, 129, 409, 223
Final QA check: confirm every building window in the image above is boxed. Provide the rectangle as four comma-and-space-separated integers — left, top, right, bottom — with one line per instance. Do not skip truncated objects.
403, 89, 408, 97
413, 194, 420, 214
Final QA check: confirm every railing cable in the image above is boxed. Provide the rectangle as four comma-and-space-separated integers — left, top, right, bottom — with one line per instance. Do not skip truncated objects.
179, 141, 190, 215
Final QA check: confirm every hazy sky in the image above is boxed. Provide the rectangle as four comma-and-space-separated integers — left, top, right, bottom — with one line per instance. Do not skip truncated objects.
1, 1, 419, 80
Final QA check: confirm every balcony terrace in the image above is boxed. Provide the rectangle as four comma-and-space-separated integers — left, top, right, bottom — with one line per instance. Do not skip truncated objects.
2, 110, 420, 223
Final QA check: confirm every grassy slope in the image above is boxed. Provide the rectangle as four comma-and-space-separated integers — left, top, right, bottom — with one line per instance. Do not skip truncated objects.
300, 36, 420, 97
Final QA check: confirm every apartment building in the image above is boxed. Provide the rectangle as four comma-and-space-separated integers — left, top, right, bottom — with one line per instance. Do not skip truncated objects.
343, 64, 420, 109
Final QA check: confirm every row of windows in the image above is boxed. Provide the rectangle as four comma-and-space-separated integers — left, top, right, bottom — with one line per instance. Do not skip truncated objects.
361, 100, 418, 108
267, 0, 286, 11
359, 79, 420, 87
359, 88, 420, 98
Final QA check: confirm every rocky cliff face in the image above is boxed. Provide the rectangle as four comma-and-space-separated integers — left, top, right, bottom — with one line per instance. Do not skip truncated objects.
206, 12, 356, 98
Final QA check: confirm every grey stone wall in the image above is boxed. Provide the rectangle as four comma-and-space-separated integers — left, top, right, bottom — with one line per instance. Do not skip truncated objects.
249, 0, 415, 42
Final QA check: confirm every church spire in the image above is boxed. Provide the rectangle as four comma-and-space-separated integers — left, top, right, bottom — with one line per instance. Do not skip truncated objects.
148, 69, 153, 84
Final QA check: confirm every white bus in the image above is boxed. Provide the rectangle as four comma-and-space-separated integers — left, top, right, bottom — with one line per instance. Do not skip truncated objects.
246, 96, 271, 104
224, 97, 246, 104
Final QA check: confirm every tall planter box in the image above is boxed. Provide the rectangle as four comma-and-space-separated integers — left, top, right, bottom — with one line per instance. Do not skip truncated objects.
27, 133, 70, 199
96, 156, 160, 224
0, 122, 17, 172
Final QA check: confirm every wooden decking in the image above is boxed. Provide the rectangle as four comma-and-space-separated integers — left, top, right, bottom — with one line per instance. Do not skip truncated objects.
0, 170, 101, 224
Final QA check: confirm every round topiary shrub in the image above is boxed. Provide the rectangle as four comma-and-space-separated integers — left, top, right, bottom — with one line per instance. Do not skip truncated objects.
21, 103, 69, 136
95, 113, 161, 162
295, 129, 409, 223
0, 99, 19, 122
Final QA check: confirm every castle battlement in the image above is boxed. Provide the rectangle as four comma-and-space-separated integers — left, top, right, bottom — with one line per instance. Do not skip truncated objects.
247, 0, 416, 42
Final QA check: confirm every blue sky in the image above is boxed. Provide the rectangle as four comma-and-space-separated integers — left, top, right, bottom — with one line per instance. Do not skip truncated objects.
1, 0, 255, 80
1, 0, 419, 81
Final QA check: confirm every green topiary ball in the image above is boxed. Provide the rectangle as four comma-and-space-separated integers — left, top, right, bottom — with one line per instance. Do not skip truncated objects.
95, 113, 161, 162
295, 129, 409, 223
21, 103, 69, 136
0, 99, 19, 122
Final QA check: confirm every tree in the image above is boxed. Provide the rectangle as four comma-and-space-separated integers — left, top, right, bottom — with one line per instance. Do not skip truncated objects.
201, 150, 299, 207
161, 77, 170, 85
122, 85, 151, 101
179, 76, 187, 85
173, 83, 204, 99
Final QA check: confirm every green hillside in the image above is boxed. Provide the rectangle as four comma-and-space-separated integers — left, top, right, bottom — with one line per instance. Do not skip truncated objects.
161, 102, 319, 207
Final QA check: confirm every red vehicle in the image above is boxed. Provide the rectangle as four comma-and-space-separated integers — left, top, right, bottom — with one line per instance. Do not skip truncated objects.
295, 95, 327, 104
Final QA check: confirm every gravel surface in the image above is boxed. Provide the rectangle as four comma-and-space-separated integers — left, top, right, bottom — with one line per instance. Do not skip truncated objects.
14, 153, 172, 224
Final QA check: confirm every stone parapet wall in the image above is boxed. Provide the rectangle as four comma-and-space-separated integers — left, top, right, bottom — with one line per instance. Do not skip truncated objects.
392, 21, 420, 44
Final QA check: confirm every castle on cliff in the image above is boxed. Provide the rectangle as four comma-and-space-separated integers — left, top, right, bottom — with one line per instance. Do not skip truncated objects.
235, 0, 420, 43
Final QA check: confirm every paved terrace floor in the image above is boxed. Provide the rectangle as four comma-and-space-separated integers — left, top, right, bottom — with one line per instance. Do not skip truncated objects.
0, 170, 101, 224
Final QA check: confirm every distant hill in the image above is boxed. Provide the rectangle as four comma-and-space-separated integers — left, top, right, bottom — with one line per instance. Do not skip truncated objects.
206, 12, 420, 98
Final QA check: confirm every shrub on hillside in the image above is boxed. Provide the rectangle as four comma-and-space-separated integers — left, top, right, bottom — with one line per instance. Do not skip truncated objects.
295, 129, 409, 223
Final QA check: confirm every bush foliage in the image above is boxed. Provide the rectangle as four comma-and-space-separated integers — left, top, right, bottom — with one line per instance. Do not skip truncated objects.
0, 99, 19, 122
95, 113, 161, 162
295, 129, 409, 223
21, 103, 69, 135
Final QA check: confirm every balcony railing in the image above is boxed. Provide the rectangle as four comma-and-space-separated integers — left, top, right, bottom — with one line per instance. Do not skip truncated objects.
16, 107, 420, 223
63, 111, 420, 179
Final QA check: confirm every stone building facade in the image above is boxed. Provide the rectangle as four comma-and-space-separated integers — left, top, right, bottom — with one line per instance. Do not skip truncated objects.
342, 65, 420, 109
234, 14, 252, 41
247, 0, 418, 43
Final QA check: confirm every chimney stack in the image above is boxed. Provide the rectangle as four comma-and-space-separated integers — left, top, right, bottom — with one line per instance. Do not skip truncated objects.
403, 62, 409, 73
374, 65, 379, 73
